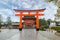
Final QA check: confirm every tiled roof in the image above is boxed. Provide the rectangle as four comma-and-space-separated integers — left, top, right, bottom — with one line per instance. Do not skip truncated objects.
22, 16, 36, 20
12, 22, 19, 25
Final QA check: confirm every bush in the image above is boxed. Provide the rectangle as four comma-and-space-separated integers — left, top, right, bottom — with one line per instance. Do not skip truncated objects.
54, 26, 60, 33
39, 26, 45, 31
51, 26, 60, 33
39, 19, 48, 29
51, 27, 55, 29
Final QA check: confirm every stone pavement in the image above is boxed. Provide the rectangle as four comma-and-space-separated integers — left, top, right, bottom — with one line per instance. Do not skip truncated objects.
0, 29, 60, 40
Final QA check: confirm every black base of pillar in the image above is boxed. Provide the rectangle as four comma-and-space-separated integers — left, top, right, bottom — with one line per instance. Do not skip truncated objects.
36, 28, 39, 31
19, 28, 22, 31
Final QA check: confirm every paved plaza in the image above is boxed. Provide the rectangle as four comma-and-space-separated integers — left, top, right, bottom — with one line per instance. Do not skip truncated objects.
0, 29, 60, 40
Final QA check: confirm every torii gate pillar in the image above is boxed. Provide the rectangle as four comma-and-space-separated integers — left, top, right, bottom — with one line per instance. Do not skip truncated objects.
14, 9, 45, 31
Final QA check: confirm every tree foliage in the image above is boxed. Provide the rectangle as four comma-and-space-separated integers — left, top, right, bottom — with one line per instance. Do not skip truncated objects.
6, 17, 12, 26
39, 19, 48, 27
47, 19, 51, 26
0, 14, 3, 27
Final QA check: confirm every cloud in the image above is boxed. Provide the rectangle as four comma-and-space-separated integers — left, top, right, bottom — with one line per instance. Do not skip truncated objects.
22, 2, 31, 9
0, 0, 58, 22
44, 2, 58, 20
11, 16, 19, 22
0, 9, 14, 16
0, 12, 7, 22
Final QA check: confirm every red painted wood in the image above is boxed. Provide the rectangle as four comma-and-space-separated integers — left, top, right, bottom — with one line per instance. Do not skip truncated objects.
24, 19, 34, 26
14, 9, 45, 29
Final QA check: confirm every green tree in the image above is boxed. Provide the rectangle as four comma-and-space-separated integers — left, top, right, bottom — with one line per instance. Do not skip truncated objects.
0, 14, 3, 28
39, 19, 48, 28
47, 19, 51, 26
6, 17, 12, 29
0, 14, 3, 32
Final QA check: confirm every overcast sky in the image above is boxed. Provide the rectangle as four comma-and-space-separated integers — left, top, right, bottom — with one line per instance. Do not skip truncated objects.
0, 0, 58, 22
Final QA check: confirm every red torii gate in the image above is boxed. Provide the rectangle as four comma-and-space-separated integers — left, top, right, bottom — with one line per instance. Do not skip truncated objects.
14, 9, 45, 31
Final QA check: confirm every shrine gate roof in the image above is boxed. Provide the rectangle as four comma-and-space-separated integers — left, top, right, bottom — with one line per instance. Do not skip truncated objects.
22, 16, 36, 20
14, 9, 45, 12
